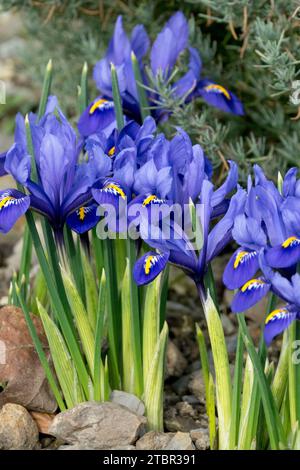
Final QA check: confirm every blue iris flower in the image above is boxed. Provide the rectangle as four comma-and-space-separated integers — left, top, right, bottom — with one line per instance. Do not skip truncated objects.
0, 152, 6, 177
223, 165, 300, 343
0, 96, 111, 236
129, 142, 242, 286
78, 12, 244, 137
259, 261, 300, 346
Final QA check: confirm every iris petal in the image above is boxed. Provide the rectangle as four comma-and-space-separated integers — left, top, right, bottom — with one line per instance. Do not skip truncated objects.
0, 189, 30, 233
231, 277, 271, 313
266, 237, 300, 268
223, 248, 259, 289
92, 180, 128, 210
264, 306, 298, 345
78, 98, 116, 137
66, 203, 100, 234
133, 251, 169, 286
197, 80, 244, 116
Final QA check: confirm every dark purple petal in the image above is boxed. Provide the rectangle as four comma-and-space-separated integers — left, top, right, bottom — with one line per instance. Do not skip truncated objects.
264, 306, 297, 346
231, 277, 271, 313
0, 151, 7, 177
66, 203, 100, 234
78, 98, 116, 137
133, 251, 169, 285
266, 237, 300, 268
92, 179, 128, 212
197, 80, 244, 116
223, 248, 259, 290
0, 189, 30, 233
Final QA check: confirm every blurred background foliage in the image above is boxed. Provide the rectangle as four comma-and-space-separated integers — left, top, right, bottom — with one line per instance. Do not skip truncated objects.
1, 0, 300, 180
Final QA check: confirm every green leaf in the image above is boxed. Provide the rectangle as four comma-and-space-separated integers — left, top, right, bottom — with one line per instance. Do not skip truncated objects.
144, 322, 168, 431
37, 300, 85, 408
131, 51, 150, 121
203, 292, 232, 449
229, 327, 244, 449
111, 62, 125, 130
237, 314, 285, 450
81, 247, 98, 331
61, 267, 95, 375
143, 274, 161, 386
94, 269, 107, 401
25, 211, 90, 396
78, 61, 88, 114
38, 59, 53, 120
196, 323, 216, 449
15, 287, 65, 411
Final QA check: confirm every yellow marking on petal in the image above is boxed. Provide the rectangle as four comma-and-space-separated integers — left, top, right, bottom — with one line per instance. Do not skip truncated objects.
204, 84, 231, 100
234, 251, 248, 269
282, 236, 299, 248
108, 146, 115, 157
145, 255, 154, 275
89, 98, 108, 114
0, 196, 14, 211
105, 183, 126, 199
78, 207, 85, 221
241, 278, 265, 292
142, 195, 158, 206
265, 308, 288, 325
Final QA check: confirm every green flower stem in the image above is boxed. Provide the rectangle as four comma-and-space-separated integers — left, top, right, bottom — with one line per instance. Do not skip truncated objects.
94, 269, 107, 401
63, 226, 86, 303
38, 59, 53, 120
92, 228, 104, 280
78, 62, 88, 114
229, 327, 244, 449
295, 321, 300, 422
18, 226, 32, 298
131, 51, 150, 121
111, 63, 125, 130
159, 265, 169, 330
103, 238, 121, 389
126, 240, 143, 397
204, 264, 219, 311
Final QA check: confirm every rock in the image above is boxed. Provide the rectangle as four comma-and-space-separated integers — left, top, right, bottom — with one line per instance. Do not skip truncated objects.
165, 432, 195, 450
221, 314, 235, 335
190, 428, 210, 449
187, 371, 206, 403
59, 444, 136, 450
0, 403, 39, 450
164, 407, 199, 433
49, 401, 147, 450
0, 306, 57, 412
172, 375, 190, 397
110, 390, 145, 416
166, 340, 188, 378
182, 395, 200, 405
136, 431, 174, 450
30, 411, 55, 434
164, 390, 179, 406
176, 401, 197, 418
